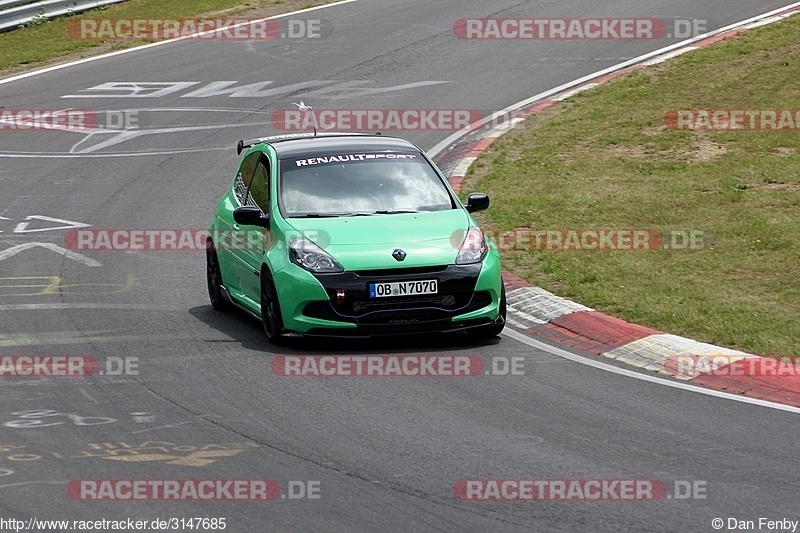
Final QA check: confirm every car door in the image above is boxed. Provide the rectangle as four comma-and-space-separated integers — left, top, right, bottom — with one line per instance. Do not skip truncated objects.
232, 154, 272, 306
217, 151, 260, 298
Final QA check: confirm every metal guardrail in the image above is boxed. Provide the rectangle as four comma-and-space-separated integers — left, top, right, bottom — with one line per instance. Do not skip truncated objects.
0, 0, 127, 32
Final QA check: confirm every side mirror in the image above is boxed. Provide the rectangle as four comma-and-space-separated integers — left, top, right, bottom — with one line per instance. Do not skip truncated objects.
233, 206, 270, 229
465, 193, 490, 213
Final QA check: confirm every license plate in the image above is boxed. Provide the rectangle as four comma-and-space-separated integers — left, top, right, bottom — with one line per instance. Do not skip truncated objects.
369, 280, 438, 298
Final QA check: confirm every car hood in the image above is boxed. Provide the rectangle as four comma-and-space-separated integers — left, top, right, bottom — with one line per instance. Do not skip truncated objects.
285, 209, 472, 269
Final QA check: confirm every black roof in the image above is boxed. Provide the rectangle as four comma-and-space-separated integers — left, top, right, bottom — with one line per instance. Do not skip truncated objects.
237, 133, 421, 158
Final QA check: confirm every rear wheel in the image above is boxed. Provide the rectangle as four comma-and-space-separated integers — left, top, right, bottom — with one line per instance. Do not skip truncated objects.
467, 282, 506, 339
206, 242, 231, 312
260, 270, 285, 345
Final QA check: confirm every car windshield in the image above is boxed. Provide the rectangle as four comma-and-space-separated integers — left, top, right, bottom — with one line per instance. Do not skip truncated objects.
279, 151, 455, 217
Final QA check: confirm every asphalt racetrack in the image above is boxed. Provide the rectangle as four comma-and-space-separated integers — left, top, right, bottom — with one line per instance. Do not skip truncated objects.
0, 1, 798, 531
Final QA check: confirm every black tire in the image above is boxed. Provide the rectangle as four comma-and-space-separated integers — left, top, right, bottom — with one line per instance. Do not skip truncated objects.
206, 243, 231, 312
260, 270, 285, 345
467, 281, 506, 339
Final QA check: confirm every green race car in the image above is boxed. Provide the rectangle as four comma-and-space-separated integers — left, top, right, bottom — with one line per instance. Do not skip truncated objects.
206, 132, 505, 343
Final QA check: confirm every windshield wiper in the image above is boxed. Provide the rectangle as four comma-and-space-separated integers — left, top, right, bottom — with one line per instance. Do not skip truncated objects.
296, 212, 375, 218
370, 209, 421, 214
297, 213, 351, 218
294, 210, 419, 218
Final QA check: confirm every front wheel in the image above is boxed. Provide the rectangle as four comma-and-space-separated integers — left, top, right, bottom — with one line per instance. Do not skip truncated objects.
206, 243, 231, 312
260, 270, 285, 345
467, 282, 506, 339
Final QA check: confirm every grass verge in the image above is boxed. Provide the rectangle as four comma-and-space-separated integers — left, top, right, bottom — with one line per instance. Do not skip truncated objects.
0, 0, 336, 74
465, 15, 800, 356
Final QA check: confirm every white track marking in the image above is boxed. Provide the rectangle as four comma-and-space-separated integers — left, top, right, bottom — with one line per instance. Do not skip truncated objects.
0, 0, 358, 87
0, 242, 101, 266
504, 328, 800, 415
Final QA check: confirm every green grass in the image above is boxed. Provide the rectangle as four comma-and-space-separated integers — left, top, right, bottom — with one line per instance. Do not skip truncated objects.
0, 0, 334, 72
466, 15, 800, 356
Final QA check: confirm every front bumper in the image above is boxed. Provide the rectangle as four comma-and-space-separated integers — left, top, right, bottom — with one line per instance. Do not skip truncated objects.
274, 256, 502, 337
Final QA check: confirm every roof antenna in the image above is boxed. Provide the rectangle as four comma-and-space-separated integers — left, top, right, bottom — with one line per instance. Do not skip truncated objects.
292, 101, 317, 136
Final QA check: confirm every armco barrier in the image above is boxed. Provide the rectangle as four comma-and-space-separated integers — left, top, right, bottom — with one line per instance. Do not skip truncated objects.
0, 0, 127, 32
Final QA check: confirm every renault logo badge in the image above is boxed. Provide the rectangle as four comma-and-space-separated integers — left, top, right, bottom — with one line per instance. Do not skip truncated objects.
392, 249, 406, 261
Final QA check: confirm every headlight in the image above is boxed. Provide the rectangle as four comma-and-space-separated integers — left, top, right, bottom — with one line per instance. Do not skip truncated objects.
456, 227, 488, 265
289, 237, 343, 273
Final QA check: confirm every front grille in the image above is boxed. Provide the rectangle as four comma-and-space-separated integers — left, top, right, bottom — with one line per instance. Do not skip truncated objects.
358, 309, 447, 324
332, 292, 468, 317
352, 265, 447, 277
350, 294, 458, 313
303, 263, 487, 327
303, 290, 493, 324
